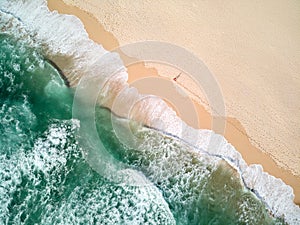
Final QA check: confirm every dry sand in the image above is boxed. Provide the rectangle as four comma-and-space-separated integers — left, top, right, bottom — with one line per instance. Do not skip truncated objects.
47, 0, 300, 205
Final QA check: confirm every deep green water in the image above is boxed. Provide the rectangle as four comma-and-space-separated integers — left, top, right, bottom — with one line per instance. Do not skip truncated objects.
0, 31, 286, 224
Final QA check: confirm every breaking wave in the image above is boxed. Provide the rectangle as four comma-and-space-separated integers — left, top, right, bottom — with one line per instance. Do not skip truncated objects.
0, 0, 299, 224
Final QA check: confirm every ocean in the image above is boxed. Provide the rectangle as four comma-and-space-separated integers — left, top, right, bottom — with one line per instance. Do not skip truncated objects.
0, 0, 299, 224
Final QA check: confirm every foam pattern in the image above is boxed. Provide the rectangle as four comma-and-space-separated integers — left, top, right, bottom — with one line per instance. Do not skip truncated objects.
0, 0, 299, 223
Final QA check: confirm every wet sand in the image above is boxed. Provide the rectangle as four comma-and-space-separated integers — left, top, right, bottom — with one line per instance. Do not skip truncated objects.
47, 0, 300, 205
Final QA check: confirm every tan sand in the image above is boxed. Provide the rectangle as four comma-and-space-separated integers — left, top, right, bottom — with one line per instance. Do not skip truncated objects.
59, 0, 300, 177
47, 0, 300, 205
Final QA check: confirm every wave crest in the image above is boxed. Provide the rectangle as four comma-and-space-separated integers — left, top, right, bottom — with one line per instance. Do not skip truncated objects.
0, 0, 299, 223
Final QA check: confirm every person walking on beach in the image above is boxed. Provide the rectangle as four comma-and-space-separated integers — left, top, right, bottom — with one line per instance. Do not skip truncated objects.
173, 72, 182, 81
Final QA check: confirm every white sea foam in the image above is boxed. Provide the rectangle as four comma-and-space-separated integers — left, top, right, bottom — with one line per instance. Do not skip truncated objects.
0, 0, 299, 223
0, 120, 79, 224
0, 119, 175, 224
40, 181, 175, 225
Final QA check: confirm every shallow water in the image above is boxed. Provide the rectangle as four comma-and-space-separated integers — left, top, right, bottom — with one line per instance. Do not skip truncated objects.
0, 32, 287, 224
1, 0, 300, 224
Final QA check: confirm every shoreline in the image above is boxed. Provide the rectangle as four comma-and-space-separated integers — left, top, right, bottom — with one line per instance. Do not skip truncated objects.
47, 0, 300, 205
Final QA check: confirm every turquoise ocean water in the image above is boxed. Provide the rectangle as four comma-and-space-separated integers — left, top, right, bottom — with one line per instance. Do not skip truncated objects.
0, 1, 299, 224
0, 17, 286, 225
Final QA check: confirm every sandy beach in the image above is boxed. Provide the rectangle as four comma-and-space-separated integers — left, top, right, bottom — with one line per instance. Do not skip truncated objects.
47, 0, 300, 205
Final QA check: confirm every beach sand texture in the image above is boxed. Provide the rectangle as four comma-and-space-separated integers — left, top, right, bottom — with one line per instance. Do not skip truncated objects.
48, 0, 300, 204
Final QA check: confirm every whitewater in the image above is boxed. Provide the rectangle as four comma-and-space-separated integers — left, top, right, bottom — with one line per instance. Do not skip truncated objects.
0, 0, 299, 224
